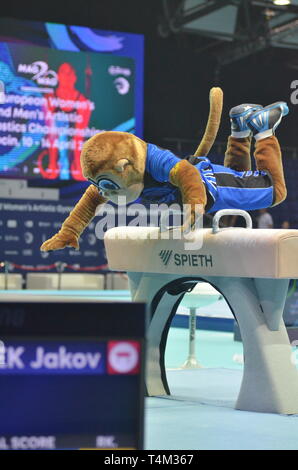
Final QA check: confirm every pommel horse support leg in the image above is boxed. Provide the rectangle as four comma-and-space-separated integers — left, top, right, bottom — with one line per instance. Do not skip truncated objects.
104, 210, 298, 414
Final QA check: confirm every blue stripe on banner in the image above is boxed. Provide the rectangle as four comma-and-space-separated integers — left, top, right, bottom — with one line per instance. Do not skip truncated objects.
69, 26, 124, 52
112, 118, 136, 132
45, 23, 80, 51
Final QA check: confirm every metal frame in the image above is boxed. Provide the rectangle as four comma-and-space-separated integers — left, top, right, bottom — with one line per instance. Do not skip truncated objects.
158, 0, 298, 66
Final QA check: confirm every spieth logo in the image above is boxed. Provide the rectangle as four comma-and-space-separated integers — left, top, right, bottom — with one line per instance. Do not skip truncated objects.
159, 250, 214, 268
17, 61, 58, 87
159, 250, 173, 266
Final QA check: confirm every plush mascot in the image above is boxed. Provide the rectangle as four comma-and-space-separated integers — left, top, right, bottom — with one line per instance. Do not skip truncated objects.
41, 88, 288, 252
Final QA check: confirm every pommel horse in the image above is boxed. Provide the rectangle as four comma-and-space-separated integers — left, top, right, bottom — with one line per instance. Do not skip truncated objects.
104, 209, 298, 414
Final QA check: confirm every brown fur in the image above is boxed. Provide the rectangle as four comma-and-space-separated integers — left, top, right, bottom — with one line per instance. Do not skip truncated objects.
170, 159, 207, 225
40, 185, 106, 251
254, 136, 287, 206
81, 131, 147, 187
224, 136, 252, 171
195, 87, 223, 157
41, 132, 147, 251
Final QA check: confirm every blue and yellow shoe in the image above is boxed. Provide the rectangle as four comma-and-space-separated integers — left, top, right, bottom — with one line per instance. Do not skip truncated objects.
230, 103, 263, 138
247, 101, 289, 141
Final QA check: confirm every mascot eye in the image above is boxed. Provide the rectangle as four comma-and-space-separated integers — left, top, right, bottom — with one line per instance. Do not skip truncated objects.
98, 179, 121, 191
88, 178, 120, 192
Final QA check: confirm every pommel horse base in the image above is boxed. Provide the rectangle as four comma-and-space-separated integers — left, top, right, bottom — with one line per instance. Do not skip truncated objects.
104, 210, 298, 414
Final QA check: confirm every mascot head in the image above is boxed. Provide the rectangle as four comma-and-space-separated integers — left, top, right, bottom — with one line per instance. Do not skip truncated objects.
80, 131, 147, 204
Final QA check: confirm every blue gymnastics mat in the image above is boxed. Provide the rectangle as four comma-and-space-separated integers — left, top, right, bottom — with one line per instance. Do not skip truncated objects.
145, 368, 298, 450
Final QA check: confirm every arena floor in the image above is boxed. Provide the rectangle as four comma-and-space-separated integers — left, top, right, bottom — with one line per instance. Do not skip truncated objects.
1, 289, 297, 450
146, 367, 298, 450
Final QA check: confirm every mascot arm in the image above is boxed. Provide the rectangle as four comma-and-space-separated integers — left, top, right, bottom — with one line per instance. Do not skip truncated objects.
169, 159, 207, 226
40, 185, 107, 251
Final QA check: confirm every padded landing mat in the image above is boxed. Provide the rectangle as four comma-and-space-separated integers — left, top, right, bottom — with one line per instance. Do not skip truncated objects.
145, 368, 298, 450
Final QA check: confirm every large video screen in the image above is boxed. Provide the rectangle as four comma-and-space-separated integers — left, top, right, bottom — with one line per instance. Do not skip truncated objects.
0, 19, 144, 182
0, 42, 136, 181
0, 339, 142, 449
0, 301, 146, 450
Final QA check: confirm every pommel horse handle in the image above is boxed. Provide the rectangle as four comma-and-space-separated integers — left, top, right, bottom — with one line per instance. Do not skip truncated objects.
212, 209, 253, 233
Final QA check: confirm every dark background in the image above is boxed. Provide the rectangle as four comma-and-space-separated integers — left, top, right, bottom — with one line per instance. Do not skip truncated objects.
1, 0, 297, 150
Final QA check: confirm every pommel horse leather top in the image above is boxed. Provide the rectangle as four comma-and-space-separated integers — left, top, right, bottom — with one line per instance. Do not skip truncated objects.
104, 226, 298, 279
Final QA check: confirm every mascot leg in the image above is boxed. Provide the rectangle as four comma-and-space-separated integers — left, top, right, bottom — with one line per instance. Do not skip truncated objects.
224, 103, 263, 172
253, 136, 287, 206
247, 102, 289, 207
224, 136, 252, 171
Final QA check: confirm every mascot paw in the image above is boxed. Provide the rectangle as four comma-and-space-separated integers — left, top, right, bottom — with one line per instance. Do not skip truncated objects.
40, 232, 79, 252
182, 205, 204, 234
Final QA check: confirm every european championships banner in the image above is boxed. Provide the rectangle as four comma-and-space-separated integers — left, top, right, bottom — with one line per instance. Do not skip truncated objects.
0, 41, 135, 181
0, 20, 144, 271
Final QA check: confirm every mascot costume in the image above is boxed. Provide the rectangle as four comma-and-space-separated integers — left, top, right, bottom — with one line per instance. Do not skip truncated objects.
40, 88, 288, 252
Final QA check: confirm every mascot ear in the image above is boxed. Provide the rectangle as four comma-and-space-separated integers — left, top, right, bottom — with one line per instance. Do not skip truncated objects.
114, 158, 130, 173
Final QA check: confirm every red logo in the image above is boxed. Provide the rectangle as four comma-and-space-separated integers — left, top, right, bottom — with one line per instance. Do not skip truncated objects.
107, 341, 140, 375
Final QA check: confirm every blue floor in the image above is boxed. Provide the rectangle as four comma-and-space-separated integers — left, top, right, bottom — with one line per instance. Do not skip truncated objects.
145, 369, 298, 450
145, 328, 298, 450
166, 328, 243, 370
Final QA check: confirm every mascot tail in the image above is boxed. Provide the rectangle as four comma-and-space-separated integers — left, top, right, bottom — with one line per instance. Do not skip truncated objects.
194, 87, 223, 157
